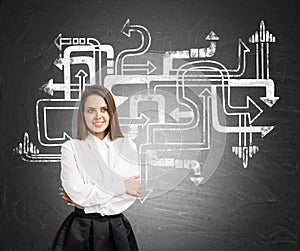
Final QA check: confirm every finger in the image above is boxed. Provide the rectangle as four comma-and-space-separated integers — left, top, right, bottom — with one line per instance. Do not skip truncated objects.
62, 195, 72, 201
62, 196, 73, 203
63, 197, 73, 203
130, 175, 140, 180
62, 196, 72, 201
59, 192, 67, 196
75, 203, 84, 209
59, 193, 70, 199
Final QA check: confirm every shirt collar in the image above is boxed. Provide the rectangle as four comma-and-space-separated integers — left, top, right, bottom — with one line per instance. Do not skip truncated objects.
86, 132, 112, 148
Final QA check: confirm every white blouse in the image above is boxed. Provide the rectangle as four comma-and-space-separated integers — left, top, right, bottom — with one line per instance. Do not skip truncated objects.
60, 133, 139, 216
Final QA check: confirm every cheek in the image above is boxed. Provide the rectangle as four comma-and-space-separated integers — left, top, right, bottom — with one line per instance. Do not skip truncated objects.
105, 113, 110, 122
84, 113, 93, 124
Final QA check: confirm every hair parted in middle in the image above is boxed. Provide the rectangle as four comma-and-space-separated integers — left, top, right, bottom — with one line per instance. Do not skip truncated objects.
77, 85, 124, 141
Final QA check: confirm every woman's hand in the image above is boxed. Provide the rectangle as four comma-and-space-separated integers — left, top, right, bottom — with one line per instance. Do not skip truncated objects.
59, 187, 84, 209
124, 175, 142, 197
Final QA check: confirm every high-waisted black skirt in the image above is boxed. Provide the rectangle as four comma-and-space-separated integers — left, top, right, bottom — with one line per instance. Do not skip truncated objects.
52, 208, 139, 251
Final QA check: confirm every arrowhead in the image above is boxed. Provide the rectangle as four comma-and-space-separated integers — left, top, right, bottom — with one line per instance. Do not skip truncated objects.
147, 60, 156, 75
247, 96, 263, 124
260, 97, 279, 107
121, 19, 131, 37
260, 20, 265, 31
206, 31, 219, 41
140, 113, 150, 128
190, 176, 204, 186
54, 33, 62, 50
261, 126, 274, 137
53, 55, 63, 70
170, 107, 180, 122
63, 132, 72, 140
75, 69, 88, 78
40, 79, 54, 96
239, 38, 250, 53
199, 88, 212, 97
139, 189, 153, 203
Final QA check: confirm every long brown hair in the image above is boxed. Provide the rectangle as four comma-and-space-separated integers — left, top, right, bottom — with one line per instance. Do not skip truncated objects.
77, 85, 124, 140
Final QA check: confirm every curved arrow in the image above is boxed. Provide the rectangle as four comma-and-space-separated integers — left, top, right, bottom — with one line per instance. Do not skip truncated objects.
229, 79, 279, 107
170, 39, 250, 78
178, 61, 263, 124
115, 19, 151, 75
197, 30, 219, 58
226, 39, 250, 77
210, 86, 274, 137
36, 99, 75, 147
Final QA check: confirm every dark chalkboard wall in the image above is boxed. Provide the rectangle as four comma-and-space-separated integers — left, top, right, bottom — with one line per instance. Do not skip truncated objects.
0, 0, 299, 250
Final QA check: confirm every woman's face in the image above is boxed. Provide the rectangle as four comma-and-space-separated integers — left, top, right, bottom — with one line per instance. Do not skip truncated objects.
84, 94, 110, 140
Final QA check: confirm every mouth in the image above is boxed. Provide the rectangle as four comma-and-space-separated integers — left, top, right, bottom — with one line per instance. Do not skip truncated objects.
93, 121, 105, 127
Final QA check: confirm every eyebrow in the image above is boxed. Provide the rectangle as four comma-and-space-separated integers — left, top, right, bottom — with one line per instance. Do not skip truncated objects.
86, 106, 107, 109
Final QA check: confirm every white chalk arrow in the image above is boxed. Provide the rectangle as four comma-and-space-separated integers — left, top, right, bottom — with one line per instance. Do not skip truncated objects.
75, 69, 88, 91
119, 113, 150, 128
201, 31, 219, 57
227, 39, 250, 77
123, 60, 157, 75
121, 19, 132, 37
211, 86, 274, 137
245, 97, 263, 124
206, 31, 219, 41
229, 79, 279, 107
115, 19, 151, 75
224, 95, 263, 124
36, 100, 77, 146
40, 79, 68, 96
170, 107, 194, 122
54, 34, 72, 51
260, 96, 279, 107
53, 54, 65, 70
190, 176, 205, 186
139, 189, 153, 204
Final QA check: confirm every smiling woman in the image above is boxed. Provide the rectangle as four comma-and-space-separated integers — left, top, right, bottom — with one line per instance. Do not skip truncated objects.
76, 85, 124, 141
52, 85, 141, 251
84, 94, 110, 140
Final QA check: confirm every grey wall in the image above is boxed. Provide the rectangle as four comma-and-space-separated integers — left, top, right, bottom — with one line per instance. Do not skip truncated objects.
0, 0, 299, 250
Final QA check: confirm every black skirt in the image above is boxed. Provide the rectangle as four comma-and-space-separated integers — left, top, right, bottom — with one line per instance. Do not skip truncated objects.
52, 208, 139, 251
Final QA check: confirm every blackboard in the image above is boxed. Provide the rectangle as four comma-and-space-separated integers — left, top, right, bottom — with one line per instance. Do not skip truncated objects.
0, 0, 299, 250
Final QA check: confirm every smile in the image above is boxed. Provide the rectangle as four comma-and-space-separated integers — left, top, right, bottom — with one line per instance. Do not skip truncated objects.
94, 121, 105, 126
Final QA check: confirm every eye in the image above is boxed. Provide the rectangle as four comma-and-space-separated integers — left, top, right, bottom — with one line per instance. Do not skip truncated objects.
101, 107, 108, 113
87, 107, 95, 113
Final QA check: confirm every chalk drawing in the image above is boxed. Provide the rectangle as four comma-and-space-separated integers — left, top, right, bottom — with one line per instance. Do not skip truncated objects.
14, 20, 279, 201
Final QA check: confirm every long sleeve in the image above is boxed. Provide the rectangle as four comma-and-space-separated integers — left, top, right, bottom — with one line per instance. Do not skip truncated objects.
60, 140, 125, 208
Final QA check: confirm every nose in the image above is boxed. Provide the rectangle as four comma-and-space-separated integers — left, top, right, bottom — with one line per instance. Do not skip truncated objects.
95, 109, 102, 118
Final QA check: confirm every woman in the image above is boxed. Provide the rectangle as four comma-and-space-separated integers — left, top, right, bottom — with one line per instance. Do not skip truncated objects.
52, 85, 141, 251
